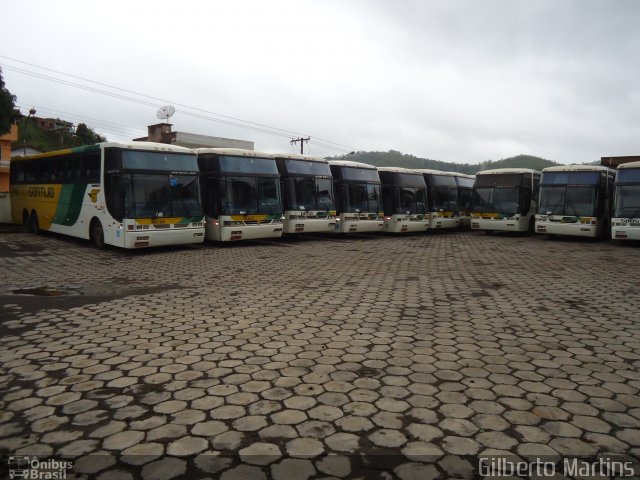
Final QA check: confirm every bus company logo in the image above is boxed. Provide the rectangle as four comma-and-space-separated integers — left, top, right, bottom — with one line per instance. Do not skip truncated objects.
88, 188, 100, 203
27, 187, 55, 199
8, 456, 73, 479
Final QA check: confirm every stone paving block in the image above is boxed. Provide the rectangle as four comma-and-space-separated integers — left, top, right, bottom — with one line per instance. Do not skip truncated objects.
1, 233, 639, 477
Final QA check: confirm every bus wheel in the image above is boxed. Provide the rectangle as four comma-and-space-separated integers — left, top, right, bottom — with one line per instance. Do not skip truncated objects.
90, 219, 106, 249
22, 210, 30, 227
29, 211, 40, 235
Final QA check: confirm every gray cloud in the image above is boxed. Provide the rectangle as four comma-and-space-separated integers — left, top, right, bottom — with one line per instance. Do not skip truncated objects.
1, 0, 639, 164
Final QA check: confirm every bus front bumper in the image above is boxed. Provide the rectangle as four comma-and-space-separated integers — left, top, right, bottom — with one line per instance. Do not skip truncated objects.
283, 218, 336, 234
612, 223, 640, 240
384, 218, 429, 233
337, 219, 384, 234
207, 223, 283, 241
536, 220, 598, 238
124, 228, 205, 248
471, 218, 525, 232
429, 216, 460, 229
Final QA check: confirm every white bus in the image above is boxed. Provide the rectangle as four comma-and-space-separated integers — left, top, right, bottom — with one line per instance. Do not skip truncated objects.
536, 165, 615, 238
11, 142, 205, 249
328, 160, 384, 233
453, 173, 475, 228
471, 168, 540, 233
197, 148, 283, 241
378, 167, 429, 233
415, 169, 460, 229
612, 161, 640, 240
274, 153, 336, 234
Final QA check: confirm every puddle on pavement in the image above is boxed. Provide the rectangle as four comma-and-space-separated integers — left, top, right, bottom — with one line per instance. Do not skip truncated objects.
10, 284, 152, 297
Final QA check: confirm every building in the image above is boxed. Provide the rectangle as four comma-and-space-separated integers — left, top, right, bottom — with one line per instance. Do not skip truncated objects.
601, 156, 640, 168
134, 123, 254, 150
0, 123, 18, 223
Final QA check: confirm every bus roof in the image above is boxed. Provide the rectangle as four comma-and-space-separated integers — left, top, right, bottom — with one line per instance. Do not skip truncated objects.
413, 169, 458, 177
273, 153, 328, 163
105, 141, 194, 154
616, 161, 640, 170
377, 166, 421, 174
542, 164, 614, 173
196, 148, 276, 158
328, 160, 377, 169
11, 141, 194, 162
476, 168, 540, 175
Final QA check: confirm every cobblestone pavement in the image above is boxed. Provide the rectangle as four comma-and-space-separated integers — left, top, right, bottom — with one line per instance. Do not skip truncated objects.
0, 231, 639, 479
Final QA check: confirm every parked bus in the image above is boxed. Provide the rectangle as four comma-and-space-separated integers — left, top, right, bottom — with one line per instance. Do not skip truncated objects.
453, 173, 475, 227
612, 161, 640, 240
536, 165, 615, 238
471, 168, 540, 233
378, 167, 429, 233
197, 148, 283, 241
328, 160, 384, 233
274, 153, 336, 234
415, 169, 460, 229
10, 142, 204, 249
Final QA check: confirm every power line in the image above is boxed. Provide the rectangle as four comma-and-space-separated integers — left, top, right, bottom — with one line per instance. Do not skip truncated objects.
0, 55, 358, 152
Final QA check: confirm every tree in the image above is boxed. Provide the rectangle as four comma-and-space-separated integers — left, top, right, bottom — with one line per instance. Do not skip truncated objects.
0, 67, 17, 136
75, 122, 107, 145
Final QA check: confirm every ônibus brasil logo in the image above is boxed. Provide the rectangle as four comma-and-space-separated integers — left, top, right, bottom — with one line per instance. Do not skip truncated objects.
8, 456, 73, 479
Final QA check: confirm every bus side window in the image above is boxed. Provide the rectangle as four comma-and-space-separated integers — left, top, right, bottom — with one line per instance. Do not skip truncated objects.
85, 153, 100, 182
36, 160, 51, 183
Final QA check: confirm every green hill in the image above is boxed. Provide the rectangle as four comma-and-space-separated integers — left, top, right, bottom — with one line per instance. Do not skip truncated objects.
12, 119, 106, 154
327, 151, 561, 174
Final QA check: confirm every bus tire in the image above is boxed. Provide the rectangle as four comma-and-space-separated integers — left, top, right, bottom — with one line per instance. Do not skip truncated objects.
90, 218, 106, 249
22, 209, 30, 227
29, 211, 40, 235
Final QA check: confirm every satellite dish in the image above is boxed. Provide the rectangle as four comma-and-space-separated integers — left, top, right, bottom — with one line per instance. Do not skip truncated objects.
156, 105, 176, 122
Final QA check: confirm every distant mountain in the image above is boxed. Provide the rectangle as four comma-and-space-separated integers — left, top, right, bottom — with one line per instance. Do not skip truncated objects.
326, 151, 561, 174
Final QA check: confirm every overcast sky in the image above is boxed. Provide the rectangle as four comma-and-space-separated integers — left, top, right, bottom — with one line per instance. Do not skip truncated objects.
2, 0, 639, 164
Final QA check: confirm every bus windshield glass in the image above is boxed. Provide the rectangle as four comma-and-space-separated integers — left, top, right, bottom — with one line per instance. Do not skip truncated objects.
285, 160, 331, 177
473, 187, 520, 216
615, 186, 640, 218
219, 156, 278, 175
341, 168, 380, 182
288, 177, 334, 211
541, 171, 600, 185
125, 174, 201, 218
397, 188, 428, 214
539, 186, 597, 216
431, 187, 459, 212
616, 169, 640, 184
222, 177, 280, 215
122, 151, 198, 172
345, 183, 381, 212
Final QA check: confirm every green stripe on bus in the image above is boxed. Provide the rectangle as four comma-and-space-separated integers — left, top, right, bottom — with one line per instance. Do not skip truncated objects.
53, 184, 88, 226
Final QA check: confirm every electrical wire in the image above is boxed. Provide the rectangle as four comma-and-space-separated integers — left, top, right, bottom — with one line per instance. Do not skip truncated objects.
0, 55, 358, 153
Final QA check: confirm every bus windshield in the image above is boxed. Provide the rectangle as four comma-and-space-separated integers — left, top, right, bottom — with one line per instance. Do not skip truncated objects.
459, 188, 473, 213
344, 183, 381, 213
125, 174, 201, 218
539, 186, 597, 217
614, 185, 640, 218
288, 177, 334, 211
222, 177, 281, 215
122, 151, 198, 172
397, 187, 428, 214
473, 187, 520, 216
430, 187, 459, 212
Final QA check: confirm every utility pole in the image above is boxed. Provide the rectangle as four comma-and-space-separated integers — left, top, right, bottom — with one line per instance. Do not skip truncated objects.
290, 136, 310, 154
